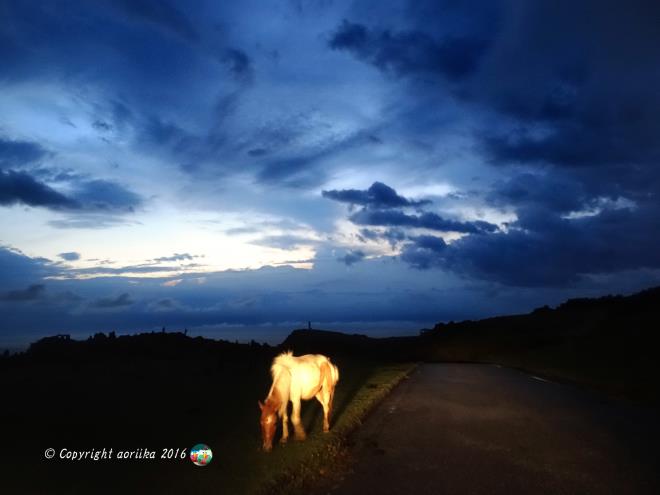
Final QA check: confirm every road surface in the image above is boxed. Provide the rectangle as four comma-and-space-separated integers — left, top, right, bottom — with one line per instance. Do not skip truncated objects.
319, 364, 659, 495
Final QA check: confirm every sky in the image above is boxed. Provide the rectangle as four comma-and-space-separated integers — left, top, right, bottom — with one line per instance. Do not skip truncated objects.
2, 0, 660, 348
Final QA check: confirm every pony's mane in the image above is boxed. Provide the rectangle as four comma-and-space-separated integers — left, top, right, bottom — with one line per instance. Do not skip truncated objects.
266, 351, 296, 402
270, 350, 296, 377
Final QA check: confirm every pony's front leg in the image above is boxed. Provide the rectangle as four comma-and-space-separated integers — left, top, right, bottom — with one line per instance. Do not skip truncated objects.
291, 398, 306, 440
280, 406, 289, 444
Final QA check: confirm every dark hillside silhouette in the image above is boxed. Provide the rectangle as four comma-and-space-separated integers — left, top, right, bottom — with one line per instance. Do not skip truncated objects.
425, 286, 660, 339
282, 329, 418, 360
24, 330, 272, 363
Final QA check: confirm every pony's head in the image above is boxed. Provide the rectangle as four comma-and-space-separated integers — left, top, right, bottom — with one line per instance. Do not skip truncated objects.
258, 400, 277, 452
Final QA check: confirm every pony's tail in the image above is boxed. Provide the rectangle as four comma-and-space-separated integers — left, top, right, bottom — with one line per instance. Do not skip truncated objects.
325, 358, 339, 386
331, 362, 339, 385
319, 359, 339, 391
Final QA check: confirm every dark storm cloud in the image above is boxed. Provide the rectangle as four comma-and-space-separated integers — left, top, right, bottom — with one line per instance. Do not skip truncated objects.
0, 284, 46, 302
399, 200, 660, 287
322, 182, 430, 209
58, 252, 81, 262
0, 170, 142, 213
349, 209, 496, 234
0, 138, 49, 169
482, 125, 653, 170
338, 249, 366, 266
0, 1, 202, 86
487, 172, 587, 215
328, 20, 489, 80
0, 170, 78, 209
91, 293, 134, 309
358, 228, 406, 248
471, 0, 660, 185
401, 235, 447, 270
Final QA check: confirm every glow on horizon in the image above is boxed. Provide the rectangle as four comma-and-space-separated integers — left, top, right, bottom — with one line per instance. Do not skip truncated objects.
1, 204, 318, 279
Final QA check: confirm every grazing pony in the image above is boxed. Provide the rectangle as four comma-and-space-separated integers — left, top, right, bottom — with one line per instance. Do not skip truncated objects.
259, 351, 339, 452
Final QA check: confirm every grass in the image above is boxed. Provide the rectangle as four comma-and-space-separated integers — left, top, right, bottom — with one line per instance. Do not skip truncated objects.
1, 348, 414, 494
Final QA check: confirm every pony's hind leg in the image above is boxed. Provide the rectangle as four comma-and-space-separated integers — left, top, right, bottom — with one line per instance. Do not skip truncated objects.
316, 389, 331, 432
317, 361, 335, 432
327, 388, 335, 430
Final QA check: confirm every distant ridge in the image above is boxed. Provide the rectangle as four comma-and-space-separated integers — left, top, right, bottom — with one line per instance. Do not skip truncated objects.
9, 330, 272, 365
281, 329, 417, 359
424, 284, 660, 338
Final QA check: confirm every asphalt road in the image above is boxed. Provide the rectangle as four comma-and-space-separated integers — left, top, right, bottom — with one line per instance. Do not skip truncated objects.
319, 364, 659, 495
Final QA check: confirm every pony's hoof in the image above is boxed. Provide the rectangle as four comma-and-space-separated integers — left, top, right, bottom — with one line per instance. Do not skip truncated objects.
280, 436, 288, 444
294, 433, 306, 441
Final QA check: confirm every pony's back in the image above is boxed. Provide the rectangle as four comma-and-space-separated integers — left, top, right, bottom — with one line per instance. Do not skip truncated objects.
271, 351, 338, 382
271, 351, 339, 395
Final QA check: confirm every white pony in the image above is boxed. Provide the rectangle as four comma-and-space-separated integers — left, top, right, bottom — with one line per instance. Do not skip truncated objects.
259, 351, 339, 452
